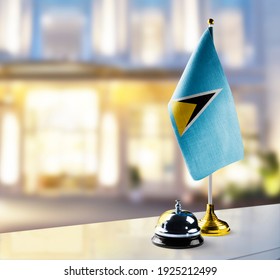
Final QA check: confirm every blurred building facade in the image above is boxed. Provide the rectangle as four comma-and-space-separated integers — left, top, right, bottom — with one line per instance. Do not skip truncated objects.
0, 0, 279, 205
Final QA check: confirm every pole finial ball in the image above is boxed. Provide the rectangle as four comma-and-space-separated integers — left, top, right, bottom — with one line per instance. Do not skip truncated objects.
208, 18, 214, 25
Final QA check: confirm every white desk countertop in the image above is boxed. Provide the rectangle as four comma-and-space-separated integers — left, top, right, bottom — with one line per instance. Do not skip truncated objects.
0, 204, 279, 260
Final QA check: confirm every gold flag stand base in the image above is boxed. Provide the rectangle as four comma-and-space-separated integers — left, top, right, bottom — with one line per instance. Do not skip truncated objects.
198, 204, 230, 236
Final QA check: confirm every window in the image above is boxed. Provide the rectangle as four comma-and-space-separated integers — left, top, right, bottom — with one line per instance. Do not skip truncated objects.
127, 104, 175, 194
211, 0, 258, 68
41, 11, 86, 60
99, 112, 119, 187
0, 110, 20, 186
24, 89, 99, 193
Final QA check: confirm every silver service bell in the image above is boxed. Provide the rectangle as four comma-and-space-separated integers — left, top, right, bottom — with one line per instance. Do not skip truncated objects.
152, 200, 204, 249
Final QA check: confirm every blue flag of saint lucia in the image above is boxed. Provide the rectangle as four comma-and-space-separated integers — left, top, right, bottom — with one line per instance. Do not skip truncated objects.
168, 27, 244, 180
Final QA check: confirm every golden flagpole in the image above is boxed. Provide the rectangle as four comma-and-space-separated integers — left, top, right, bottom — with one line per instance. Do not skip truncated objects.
198, 19, 231, 236
199, 174, 230, 236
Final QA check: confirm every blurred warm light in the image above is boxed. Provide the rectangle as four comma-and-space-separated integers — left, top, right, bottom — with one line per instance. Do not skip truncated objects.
26, 89, 55, 110
21, 0, 33, 56
184, 0, 200, 52
117, 0, 128, 53
171, 0, 184, 52
26, 89, 98, 130
172, 0, 200, 53
236, 104, 259, 137
216, 9, 245, 68
0, 0, 260, 70
184, 169, 205, 189
92, 0, 127, 56
99, 112, 119, 187
24, 89, 99, 192
128, 105, 174, 184
131, 9, 165, 65
0, 112, 20, 185
0, 0, 21, 55
138, 142, 161, 182
142, 106, 159, 137
0, 0, 277, 210
100, 0, 117, 56
7, 0, 21, 54
138, 145, 157, 168
247, 154, 262, 169
263, 174, 280, 197
224, 161, 261, 187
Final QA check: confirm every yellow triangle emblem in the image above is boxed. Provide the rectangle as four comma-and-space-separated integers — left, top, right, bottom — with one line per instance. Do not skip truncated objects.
171, 101, 196, 136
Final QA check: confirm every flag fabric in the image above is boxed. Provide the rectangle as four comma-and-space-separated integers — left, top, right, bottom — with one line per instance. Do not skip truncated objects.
168, 27, 244, 180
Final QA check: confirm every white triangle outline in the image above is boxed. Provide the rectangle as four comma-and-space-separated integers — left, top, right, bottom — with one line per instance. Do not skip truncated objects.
173, 88, 223, 136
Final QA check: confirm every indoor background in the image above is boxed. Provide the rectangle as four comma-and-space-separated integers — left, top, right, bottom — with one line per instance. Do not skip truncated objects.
0, 0, 279, 233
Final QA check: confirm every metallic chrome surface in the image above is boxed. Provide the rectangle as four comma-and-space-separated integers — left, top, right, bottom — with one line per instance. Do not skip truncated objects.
151, 234, 204, 249
152, 200, 204, 248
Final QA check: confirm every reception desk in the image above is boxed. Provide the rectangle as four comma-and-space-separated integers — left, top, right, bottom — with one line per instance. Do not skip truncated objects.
0, 204, 279, 260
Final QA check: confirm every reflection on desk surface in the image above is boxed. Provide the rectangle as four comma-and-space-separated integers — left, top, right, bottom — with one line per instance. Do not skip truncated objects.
0, 204, 279, 260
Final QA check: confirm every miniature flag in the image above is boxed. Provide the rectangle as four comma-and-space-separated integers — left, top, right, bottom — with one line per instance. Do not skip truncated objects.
168, 27, 244, 180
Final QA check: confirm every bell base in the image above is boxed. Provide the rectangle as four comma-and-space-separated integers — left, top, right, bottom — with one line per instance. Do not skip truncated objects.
151, 234, 204, 249
198, 204, 230, 236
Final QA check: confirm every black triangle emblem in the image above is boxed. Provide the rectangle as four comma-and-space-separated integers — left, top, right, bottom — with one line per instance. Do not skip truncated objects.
172, 88, 222, 135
